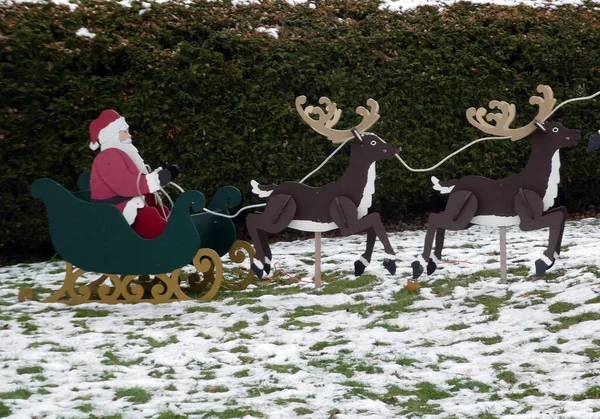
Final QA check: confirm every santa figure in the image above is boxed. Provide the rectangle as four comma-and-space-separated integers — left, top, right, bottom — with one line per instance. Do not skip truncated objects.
89, 110, 179, 239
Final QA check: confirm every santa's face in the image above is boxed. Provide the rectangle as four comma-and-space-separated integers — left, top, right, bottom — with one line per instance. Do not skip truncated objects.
119, 128, 132, 144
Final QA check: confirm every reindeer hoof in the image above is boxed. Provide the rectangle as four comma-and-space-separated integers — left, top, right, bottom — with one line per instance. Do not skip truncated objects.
383, 259, 396, 275
264, 264, 271, 276
411, 261, 424, 279
354, 260, 367, 277
251, 263, 264, 279
427, 258, 438, 276
534, 258, 555, 277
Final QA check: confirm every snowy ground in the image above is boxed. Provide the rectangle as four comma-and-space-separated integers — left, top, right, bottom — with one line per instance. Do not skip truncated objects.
1, 219, 599, 418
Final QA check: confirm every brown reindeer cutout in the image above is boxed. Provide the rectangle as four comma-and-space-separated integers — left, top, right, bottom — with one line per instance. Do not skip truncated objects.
413, 85, 581, 279
247, 96, 398, 279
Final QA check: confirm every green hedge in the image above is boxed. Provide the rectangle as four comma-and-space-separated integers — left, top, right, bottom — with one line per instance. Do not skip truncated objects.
2, 0, 600, 262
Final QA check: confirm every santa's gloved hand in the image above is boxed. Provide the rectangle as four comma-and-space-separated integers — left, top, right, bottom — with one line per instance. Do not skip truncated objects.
157, 168, 172, 187
165, 164, 179, 180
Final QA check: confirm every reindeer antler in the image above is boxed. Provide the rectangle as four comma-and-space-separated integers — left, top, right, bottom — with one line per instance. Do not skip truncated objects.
295, 96, 380, 143
466, 85, 557, 141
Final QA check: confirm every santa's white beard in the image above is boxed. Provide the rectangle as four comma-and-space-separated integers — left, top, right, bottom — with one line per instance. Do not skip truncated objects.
101, 138, 149, 174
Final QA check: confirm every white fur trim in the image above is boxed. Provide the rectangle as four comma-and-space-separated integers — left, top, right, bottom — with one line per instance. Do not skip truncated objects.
123, 196, 145, 225
146, 172, 161, 193
542, 151, 560, 211
540, 254, 554, 266
359, 256, 369, 267
431, 176, 454, 194
554, 252, 559, 259
471, 215, 520, 226
98, 117, 128, 145
357, 163, 376, 218
416, 255, 427, 266
288, 220, 337, 232
431, 254, 441, 265
251, 180, 273, 198
89, 141, 99, 151
254, 259, 264, 270
264, 257, 271, 265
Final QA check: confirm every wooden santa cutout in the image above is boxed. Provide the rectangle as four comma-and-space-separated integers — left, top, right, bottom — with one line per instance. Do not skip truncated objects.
413, 85, 581, 279
247, 96, 398, 279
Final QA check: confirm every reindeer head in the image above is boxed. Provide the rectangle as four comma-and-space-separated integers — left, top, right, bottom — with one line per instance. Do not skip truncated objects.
295, 96, 398, 162
466, 85, 580, 150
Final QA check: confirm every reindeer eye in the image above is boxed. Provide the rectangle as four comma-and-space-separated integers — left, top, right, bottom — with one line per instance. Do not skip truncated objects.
370, 140, 377, 146
552, 127, 559, 133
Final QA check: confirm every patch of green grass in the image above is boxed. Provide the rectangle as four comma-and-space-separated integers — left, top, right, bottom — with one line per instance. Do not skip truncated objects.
76, 403, 93, 413
49, 345, 75, 352
233, 369, 249, 378
548, 302, 579, 314
289, 303, 369, 318
578, 347, 600, 361
507, 387, 543, 400
317, 273, 379, 295
546, 312, 600, 332
247, 306, 268, 314
375, 288, 423, 312
0, 401, 11, 418
534, 346, 560, 353
16, 366, 43, 374
460, 243, 481, 249
114, 388, 151, 404
557, 338, 569, 344
224, 321, 249, 333
196, 407, 265, 418
355, 362, 383, 374
247, 386, 291, 398
102, 351, 143, 367
310, 340, 349, 351
497, 370, 517, 385
73, 308, 110, 318
446, 378, 491, 393
507, 265, 529, 276
273, 397, 307, 406
0, 389, 32, 400
446, 323, 470, 331
469, 336, 503, 345
465, 293, 511, 320
265, 364, 301, 374
185, 305, 218, 313
585, 295, 600, 304
156, 412, 187, 419
385, 382, 450, 416
294, 407, 312, 415
146, 336, 179, 348
256, 314, 269, 326
230, 345, 249, 354
396, 357, 420, 366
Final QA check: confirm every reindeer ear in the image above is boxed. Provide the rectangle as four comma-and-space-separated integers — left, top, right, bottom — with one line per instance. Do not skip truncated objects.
534, 121, 547, 132
351, 128, 363, 142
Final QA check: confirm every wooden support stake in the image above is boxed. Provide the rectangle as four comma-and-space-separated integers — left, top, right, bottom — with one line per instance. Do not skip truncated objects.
315, 232, 322, 288
500, 226, 507, 284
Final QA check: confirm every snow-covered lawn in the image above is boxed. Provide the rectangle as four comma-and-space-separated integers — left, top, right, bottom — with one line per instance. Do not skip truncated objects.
1, 219, 599, 418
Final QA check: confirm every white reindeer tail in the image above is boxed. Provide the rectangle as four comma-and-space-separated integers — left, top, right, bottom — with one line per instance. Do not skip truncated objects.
431, 176, 456, 194
251, 180, 273, 198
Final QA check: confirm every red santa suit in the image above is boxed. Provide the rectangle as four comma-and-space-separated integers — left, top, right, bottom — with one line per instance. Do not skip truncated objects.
89, 110, 169, 239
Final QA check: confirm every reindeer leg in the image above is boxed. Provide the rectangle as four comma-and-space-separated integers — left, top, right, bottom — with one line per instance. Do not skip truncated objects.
329, 197, 396, 275
514, 189, 565, 276
544, 206, 568, 256
413, 190, 477, 279
246, 195, 297, 278
354, 228, 376, 277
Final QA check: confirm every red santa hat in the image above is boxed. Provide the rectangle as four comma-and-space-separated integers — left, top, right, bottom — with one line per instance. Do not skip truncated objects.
89, 110, 129, 150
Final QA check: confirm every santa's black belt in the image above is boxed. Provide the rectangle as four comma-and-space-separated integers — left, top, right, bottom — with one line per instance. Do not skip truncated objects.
90, 196, 134, 205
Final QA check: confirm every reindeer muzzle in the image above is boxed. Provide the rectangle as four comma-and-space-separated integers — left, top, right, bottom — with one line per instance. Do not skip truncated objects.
588, 131, 600, 152
386, 144, 399, 156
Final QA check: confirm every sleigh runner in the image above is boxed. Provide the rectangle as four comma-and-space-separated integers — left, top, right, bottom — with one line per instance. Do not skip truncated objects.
18, 174, 255, 305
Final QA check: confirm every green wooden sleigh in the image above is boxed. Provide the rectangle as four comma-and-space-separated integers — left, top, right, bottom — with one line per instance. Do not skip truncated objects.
18, 174, 255, 304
